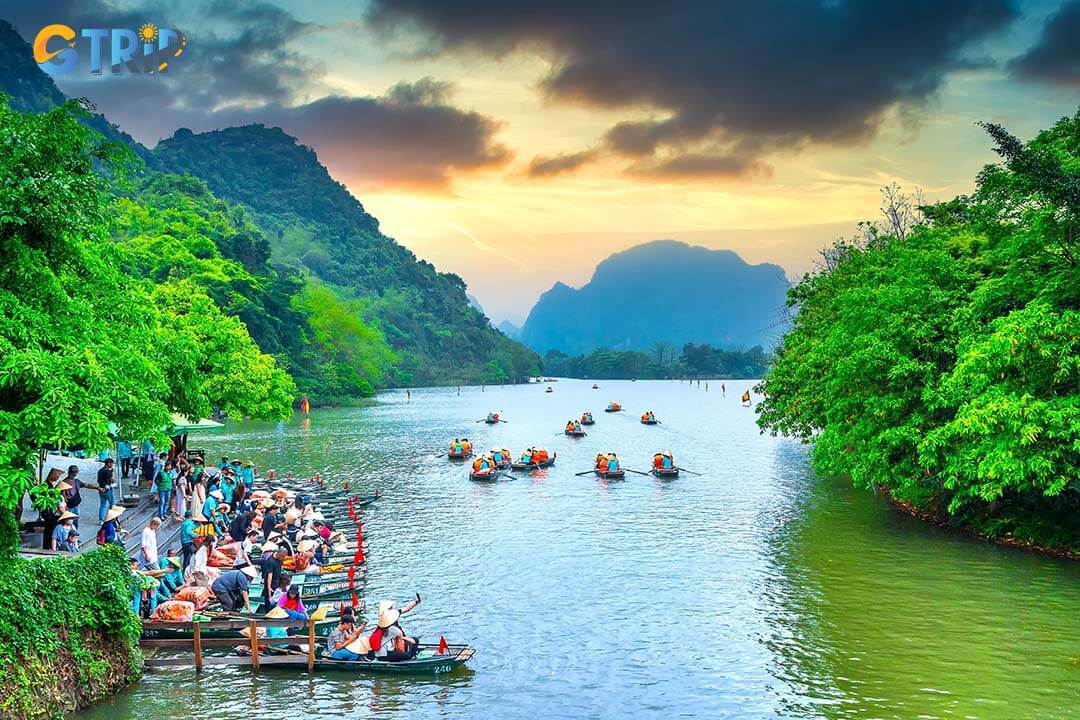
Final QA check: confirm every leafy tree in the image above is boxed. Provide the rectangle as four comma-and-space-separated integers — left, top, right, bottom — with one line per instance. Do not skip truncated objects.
758, 109, 1080, 550
0, 99, 292, 553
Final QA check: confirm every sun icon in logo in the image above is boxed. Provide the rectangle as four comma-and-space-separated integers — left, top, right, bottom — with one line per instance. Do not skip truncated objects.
138, 23, 159, 44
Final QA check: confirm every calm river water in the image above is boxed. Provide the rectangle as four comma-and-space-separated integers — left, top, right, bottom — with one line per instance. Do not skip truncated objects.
75, 379, 1080, 719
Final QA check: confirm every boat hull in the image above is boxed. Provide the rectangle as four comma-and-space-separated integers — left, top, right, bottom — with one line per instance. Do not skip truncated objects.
651, 468, 679, 479
595, 469, 625, 480
310, 645, 475, 674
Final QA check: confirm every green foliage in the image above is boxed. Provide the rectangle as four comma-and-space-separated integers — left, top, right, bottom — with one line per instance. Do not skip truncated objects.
543, 343, 770, 379
0, 545, 142, 719
758, 109, 1080, 551
292, 278, 396, 401
0, 99, 293, 553
154, 124, 541, 385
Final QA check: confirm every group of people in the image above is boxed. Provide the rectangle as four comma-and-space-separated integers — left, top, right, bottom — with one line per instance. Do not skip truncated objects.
326, 596, 422, 663
448, 438, 473, 457
595, 453, 621, 472
652, 451, 675, 469
564, 419, 585, 434
517, 447, 551, 466
641, 411, 658, 423
581, 411, 594, 424
39, 461, 121, 550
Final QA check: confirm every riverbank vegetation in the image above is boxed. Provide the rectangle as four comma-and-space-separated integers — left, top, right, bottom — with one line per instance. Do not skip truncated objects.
0, 97, 298, 715
542, 343, 770, 379
0, 546, 140, 719
757, 110, 1080, 553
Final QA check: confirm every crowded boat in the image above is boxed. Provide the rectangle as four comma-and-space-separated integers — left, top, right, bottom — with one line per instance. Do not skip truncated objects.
605, 402, 622, 413
641, 411, 658, 424
580, 411, 595, 425
564, 420, 587, 437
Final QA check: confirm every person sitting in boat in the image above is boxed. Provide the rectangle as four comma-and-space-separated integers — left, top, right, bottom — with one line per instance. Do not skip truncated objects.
565, 420, 576, 433
573, 421, 583, 433
582, 412, 593, 423
461, 438, 472, 453
519, 447, 534, 464
372, 596, 421, 662
326, 615, 367, 661
604, 454, 620, 472
595, 453, 607, 470
276, 585, 308, 620
530, 448, 549, 464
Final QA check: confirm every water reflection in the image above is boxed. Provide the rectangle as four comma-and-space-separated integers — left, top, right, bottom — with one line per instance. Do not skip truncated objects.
73, 380, 1080, 720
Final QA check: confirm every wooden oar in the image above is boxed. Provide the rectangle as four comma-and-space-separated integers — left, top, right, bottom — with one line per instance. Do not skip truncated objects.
498, 472, 516, 481
624, 468, 651, 476
675, 467, 702, 476
574, 470, 596, 476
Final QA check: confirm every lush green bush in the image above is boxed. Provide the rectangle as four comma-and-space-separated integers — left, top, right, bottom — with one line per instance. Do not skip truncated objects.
757, 110, 1080, 551
0, 545, 141, 719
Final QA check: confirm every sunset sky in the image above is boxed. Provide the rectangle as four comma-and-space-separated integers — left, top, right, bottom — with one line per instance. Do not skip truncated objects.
7, 1, 1079, 322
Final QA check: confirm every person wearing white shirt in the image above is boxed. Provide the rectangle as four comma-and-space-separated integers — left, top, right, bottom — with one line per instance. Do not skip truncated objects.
140, 517, 161, 569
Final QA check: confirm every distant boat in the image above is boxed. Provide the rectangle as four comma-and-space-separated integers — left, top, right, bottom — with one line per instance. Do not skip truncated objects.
545, 386, 554, 393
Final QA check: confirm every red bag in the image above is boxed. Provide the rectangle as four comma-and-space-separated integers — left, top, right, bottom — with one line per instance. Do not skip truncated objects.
369, 627, 383, 651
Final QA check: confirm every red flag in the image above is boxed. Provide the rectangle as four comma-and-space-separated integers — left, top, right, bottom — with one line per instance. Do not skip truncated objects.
299, 395, 310, 416
437, 636, 449, 655
347, 565, 356, 588
351, 592, 359, 607
352, 547, 365, 564
347, 497, 357, 521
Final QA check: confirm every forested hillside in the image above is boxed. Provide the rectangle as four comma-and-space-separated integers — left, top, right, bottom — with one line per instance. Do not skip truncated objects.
758, 111, 1080, 552
0, 19, 539, 396
154, 125, 539, 386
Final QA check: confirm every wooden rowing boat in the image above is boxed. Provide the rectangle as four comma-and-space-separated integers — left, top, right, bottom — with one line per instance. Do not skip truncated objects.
650, 467, 679, 479
310, 645, 475, 674
595, 468, 625, 480
564, 429, 587, 437
469, 469, 499, 482
447, 451, 473, 460
510, 453, 556, 471
604, 407, 622, 413
641, 419, 658, 425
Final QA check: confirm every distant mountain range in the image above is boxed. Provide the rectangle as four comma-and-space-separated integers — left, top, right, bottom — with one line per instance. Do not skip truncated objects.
520, 240, 789, 354
497, 320, 521, 339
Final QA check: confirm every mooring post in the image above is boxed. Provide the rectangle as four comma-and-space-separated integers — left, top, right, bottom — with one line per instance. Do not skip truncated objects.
307, 618, 316, 672
249, 620, 260, 670
193, 621, 203, 672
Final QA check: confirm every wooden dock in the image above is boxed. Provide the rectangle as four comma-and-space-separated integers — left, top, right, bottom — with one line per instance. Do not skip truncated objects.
140, 617, 320, 670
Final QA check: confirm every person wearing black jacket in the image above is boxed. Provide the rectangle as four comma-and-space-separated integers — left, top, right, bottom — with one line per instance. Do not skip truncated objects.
95, 458, 116, 523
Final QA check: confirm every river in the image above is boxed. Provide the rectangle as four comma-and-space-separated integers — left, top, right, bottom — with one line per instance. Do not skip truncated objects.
74, 379, 1080, 719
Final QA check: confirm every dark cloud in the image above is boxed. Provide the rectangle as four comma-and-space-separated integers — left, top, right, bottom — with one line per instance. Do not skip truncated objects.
627, 153, 773, 181
1009, 0, 1080, 87
217, 81, 513, 190
3, 4, 511, 190
368, 0, 1019, 168
526, 149, 598, 177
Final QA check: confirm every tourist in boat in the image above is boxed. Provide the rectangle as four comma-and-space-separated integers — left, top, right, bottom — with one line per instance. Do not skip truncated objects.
326, 616, 366, 661
518, 447, 534, 465
211, 564, 259, 612
574, 420, 583, 433
565, 420, 575, 433
653, 451, 675, 469
373, 596, 421, 662
607, 454, 621, 472
461, 438, 472, 454
276, 585, 308, 619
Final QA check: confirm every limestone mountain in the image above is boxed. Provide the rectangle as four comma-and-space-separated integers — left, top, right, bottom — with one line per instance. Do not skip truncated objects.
520, 240, 789, 354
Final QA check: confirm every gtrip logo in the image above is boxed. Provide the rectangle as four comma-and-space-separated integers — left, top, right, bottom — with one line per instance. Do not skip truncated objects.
33, 23, 186, 76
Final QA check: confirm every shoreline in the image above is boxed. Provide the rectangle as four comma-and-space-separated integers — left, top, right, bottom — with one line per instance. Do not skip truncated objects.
880, 487, 1080, 561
